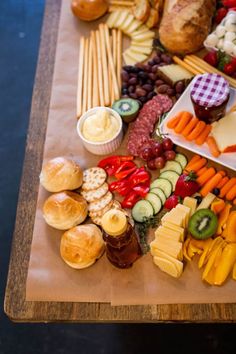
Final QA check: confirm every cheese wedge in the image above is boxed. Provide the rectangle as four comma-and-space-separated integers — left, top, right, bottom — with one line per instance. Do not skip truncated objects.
183, 197, 197, 216
162, 209, 185, 227
125, 19, 143, 34
155, 226, 183, 242
131, 39, 153, 47
150, 238, 183, 260
153, 256, 183, 278
161, 221, 185, 241
211, 112, 236, 152
176, 204, 191, 227
130, 45, 152, 55
115, 10, 130, 29
120, 13, 134, 31
153, 249, 183, 276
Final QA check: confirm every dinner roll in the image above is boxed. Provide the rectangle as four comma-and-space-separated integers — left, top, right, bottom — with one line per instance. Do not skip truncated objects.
40, 157, 83, 192
43, 191, 88, 230
60, 224, 105, 269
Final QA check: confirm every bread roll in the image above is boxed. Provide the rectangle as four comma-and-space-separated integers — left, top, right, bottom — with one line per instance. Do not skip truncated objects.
43, 191, 88, 230
60, 224, 105, 269
159, 0, 216, 55
40, 157, 83, 192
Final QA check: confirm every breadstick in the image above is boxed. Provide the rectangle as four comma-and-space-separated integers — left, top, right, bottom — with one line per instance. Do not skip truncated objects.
87, 36, 93, 110
77, 36, 85, 118
95, 30, 105, 106
99, 24, 110, 106
91, 31, 99, 107
82, 37, 89, 114
109, 35, 115, 103
173, 56, 201, 75
110, 0, 134, 5
104, 24, 120, 101
117, 29, 122, 91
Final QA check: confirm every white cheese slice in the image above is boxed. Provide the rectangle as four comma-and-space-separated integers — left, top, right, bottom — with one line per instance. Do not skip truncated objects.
211, 112, 236, 152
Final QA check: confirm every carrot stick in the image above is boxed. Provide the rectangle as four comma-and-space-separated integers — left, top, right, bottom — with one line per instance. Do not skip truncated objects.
185, 157, 207, 173
167, 112, 183, 129
182, 117, 199, 137
206, 136, 221, 158
197, 167, 216, 187
185, 154, 201, 171
174, 112, 193, 134
200, 172, 223, 197
216, 176, 229, 189
226, 184, 236, 201
220, 177, 236, 198
195, 125, 212, 145
218, 170, 227, 177
233, 198, 236, 206
186, 121, 206, 141
196, 167, 208, 177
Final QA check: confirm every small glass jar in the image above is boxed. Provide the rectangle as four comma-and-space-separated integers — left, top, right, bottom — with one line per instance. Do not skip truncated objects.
190, 73, 230, 124
101, 209, 142, 269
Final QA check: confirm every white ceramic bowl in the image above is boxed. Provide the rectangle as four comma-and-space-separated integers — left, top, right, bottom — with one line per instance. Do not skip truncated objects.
77, 107, 123, 155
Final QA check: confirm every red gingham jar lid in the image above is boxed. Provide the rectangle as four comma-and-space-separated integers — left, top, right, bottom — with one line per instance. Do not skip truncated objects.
190, 74, 230, 108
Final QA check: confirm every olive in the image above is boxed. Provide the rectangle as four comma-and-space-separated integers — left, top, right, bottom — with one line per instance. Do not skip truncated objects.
136, 87, 147, 97
157, 84, 170, 94
129, 92, 138, 99
142, 84, 153, 92
175, 81, 185, 93
148, 59, 156, 66
123, 65, 134, 73
166, 88, 175, 96
152, 65, 159, 73
146, 79, 154, 85
148, 73, 157, 81
153, 55, 161, 64
122, 88, 128, 95
135, 63, 146, 70
121, 70, 129, 82
139, 96, 148, 103
131, 66, 140, 73
122, 82, 128, 90
143, 64, 152, 72
129, 77, 138, 85
175, 93, 182, 99
129, 73, 137, 78
138, 71, 149, 80
161, 53, 172, 64
155, 79, 164, 87
128, 85, 135, 93
147, 91, 156, 100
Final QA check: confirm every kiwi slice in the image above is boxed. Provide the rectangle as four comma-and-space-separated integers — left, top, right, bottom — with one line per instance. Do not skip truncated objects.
112, 98, 139, 123
188, 209, 218, 240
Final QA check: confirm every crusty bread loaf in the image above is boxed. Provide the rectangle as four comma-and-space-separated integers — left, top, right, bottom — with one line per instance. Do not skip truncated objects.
159, 0, 216, 55
132, 0, 150, 22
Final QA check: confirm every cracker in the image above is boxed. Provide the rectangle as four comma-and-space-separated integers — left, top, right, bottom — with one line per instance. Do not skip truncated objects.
88, 191, 113, 212
82, 167, 107, 191
89, 199, 114, 218
81, 182, 108, 203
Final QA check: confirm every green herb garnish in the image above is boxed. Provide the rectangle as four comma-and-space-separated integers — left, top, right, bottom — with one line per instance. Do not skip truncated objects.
136, 216, 159, 254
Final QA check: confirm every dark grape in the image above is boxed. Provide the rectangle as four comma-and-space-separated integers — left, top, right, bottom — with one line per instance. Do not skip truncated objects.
152, 141, 163, 157
194, 195, 202, 205
147, 159, 157, 170
212, 188, 220, 196
122, 88, 128, 95
164, 150, 176, 161
140, 147, 154, 161
121, 70, 129, 82
162, 137, 173, 151
154, 156, 166, 169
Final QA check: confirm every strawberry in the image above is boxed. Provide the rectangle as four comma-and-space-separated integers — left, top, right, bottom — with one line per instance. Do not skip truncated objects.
203, 51, 218, 67
174, 172, 200, 198
223, 62, 236, 75
215, 7, 228, 24
164, 195, 182, 210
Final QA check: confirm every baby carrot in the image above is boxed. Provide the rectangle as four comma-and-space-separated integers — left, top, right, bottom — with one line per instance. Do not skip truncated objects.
185, 157, 207, 173
218, 170, 227, 177
195, 125, 212, 145
174, 111, 193, 134
200, 172, 223, 197
197, 167, 216, 186
206, 136, 221, 158
167, 112, 183, 129
220, 177, 236, 198
225, 184, 236, 201
186, 121, 206, 141
216, 176, 229, 189
184, 154, 201, 171
182, 117, 199, 137
233, 198, 236, 206
196, 167, 208, 177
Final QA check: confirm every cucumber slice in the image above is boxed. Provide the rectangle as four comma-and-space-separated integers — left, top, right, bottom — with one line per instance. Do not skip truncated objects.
160, 170, 180, 191
150, 187, 166, 205
175, 153, 188, 169
160, 160, 182, 175
145, 193, 162, 214
150, 178, 172, 198
132, 200, 154, 222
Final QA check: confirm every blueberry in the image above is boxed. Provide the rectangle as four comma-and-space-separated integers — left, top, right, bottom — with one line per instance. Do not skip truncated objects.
194, 195, 202, 205
122, 88, 128, 94
212, 188, 220, 196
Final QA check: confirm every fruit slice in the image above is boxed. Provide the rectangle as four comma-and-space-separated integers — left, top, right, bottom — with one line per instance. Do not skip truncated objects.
150, 187, 166, 205
196, 193, 216, 210
160, 170, 180, 191
153, 256, 183, 278
131, 200, 154, 222
160, 160, 182, 175
145, 193, 162, 214
130, 45, 152, 55
188, 209, 218, 240
175, 153, 188, 169
112, 98, 140, 123
150, 178, 172, 198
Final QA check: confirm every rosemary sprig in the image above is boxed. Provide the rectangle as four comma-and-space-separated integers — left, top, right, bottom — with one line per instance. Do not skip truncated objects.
135, 215, 159, 254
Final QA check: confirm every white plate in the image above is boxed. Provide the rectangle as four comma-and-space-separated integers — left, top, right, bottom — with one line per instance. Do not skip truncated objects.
159, 81, 236, 171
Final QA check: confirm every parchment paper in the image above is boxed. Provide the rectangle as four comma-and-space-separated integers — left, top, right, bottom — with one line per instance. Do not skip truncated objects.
26, 0, 236, 304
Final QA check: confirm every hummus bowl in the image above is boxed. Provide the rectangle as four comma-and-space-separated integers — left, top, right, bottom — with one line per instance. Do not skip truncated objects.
77, 107, 123, 155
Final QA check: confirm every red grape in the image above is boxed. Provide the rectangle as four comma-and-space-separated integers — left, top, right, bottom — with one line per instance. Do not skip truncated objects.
162, 137, 173, 151
147, 158, 157, 170
164, 150, 176, 161
140, 147, 154, 161
151, 141, 163, 157
154, 156, 166, 169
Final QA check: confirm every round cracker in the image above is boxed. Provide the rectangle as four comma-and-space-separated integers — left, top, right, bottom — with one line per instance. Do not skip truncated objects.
89, 199, 114, 218
82, 167, 107, 191
88, 191, 113, 213
81, 182, 108, 203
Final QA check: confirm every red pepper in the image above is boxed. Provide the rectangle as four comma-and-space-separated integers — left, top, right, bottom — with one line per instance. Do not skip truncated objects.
121, 191, 142, 209
128, 167, 150, 188
114, 161, 137, 180
132, 183, 150, 197
222, 0, 236, 8
98, 155, 134, 176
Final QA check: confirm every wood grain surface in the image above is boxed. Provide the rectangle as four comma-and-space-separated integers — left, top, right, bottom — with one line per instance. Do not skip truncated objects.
4, 0, 236, 322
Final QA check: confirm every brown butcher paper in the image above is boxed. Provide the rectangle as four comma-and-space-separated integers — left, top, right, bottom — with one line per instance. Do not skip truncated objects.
26, 0, 236, 305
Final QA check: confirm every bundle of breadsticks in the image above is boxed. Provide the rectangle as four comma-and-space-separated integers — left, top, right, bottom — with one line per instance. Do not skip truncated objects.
77, 24, 122, 118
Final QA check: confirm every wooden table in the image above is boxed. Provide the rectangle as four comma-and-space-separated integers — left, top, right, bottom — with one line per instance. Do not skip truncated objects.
4, 0, 236, 322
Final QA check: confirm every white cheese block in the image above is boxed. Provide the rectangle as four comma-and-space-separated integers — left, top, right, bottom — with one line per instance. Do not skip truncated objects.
153, 256, 183, 278
161, 221, 185, 241
155, 226, 183, 242
211, 112, 236, 153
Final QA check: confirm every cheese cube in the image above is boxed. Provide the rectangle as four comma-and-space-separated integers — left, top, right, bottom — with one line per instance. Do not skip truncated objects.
153, 256, 183, 278
150, 238, 183, 260
161, 221, 185, 241
155, 226, 183, 242
183, 197, 197, 216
